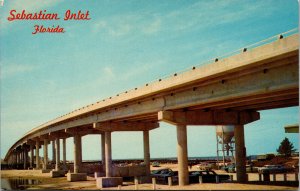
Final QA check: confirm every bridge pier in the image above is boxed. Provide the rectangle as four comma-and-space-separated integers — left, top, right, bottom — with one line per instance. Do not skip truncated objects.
17, 150, 21, 169
12, 151, 15, 168
30, 145, 34, 169
73, 135, 81, 173
62, 138, 67, 170
235, 125, 247, 182
52, 140, 56, 164
18, 150, 22, 168
143, 130, 151, 176
20, 150, 23, 167
78, 136, 82, 167
96, 131, 122, 188
23, 146, 28, 169
15, 151, 18, 169
93, 122, 159, 188
105, 131, 112, 177
67, 134, 87, 181
43, 139, 48, 170
176, 124, 189, 186
17, 151, 20, 168
158, 110, 260, 186
101, 134, 106, 168
55, 138, 60, 171
20, 150, 23, 168
19, 150, 21, 165
13, 151, 16, 168
35, 139, 40, 169
50, 138, 65, 177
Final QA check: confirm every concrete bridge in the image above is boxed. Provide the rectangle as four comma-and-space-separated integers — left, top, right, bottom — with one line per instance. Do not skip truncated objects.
4, 32, 299, 187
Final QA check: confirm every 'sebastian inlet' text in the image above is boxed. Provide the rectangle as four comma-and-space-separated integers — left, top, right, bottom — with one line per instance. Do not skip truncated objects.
7, 10, 91, 34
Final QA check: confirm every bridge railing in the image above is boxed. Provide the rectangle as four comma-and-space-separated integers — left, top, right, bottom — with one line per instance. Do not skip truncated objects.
149, 28, 299, 83
85, 28, 299, 108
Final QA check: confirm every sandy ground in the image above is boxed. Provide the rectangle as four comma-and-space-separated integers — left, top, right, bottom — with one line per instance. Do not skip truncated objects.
1, 164, 299, 190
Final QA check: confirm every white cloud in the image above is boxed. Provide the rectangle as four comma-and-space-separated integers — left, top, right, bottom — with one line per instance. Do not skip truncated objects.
109, 23, 132, 37
92, 20, 107, 33
142, 18, 161, 35
92, 18, 131, 37
164, 0, 277, 32
92, 14, 162, 38
120, 58, 168, 82
1, 64, 37, 79
103, 66, 115, 79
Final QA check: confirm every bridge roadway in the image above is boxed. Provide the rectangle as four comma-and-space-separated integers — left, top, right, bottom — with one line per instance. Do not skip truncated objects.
4, 33, 299, 187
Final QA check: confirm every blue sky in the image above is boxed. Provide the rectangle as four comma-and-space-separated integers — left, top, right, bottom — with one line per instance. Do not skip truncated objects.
0, 0, 299, 160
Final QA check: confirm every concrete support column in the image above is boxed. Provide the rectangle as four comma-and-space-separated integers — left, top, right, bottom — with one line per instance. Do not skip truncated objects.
143, 130, 150, 175
101, 134, 106, 167
36, 141, 40, 169
20, 151, 23, 166
16, 151, 20, 165
234, 125, 247, 182
105, 131, 112, 177
16, 152, 18, 166
55, 138, 60, 171
23, 149, 28, 169
7, 156, 10, 166
52, 140, 56, 163
73, 134, 81, 173
12, 152, 14, 164
67, 134, 87, 182
62, 138, 66, 168
12, 153, 14, 166
30, 145, 34, 168
11, 154, 13, 166
20, 151, 23, 165
13, 152, 16, 167
19, 151, 21, 164
11, 156, 13, 166
18, 152, 20, 165
20, 151, 23, 167
176, 124, 189, 186
22, 151, 25, 164
79, 136, 82, 164
16, 152, 18, 165
43, 139, 48, 170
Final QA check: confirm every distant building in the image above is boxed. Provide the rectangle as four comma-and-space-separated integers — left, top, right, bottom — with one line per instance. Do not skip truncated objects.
284, 124, 299, 133
256, 154, 275, 161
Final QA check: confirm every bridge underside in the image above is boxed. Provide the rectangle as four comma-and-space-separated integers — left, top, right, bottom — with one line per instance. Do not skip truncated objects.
93, 52, 298, 125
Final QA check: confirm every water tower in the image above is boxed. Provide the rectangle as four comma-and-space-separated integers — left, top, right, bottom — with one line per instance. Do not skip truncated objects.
216, 125, 235, 167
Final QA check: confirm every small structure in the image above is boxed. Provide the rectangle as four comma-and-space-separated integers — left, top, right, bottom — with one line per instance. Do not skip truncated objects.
284, 124, 299, 133
216, 125, 235, 167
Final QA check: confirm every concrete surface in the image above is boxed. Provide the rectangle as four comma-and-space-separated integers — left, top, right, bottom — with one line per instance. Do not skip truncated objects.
96, 177, 123, 188
51, 170, 66, 178
67, 173, 87, 182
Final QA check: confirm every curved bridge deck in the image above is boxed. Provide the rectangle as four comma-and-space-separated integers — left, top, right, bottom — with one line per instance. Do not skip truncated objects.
4, 32, 299, 187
